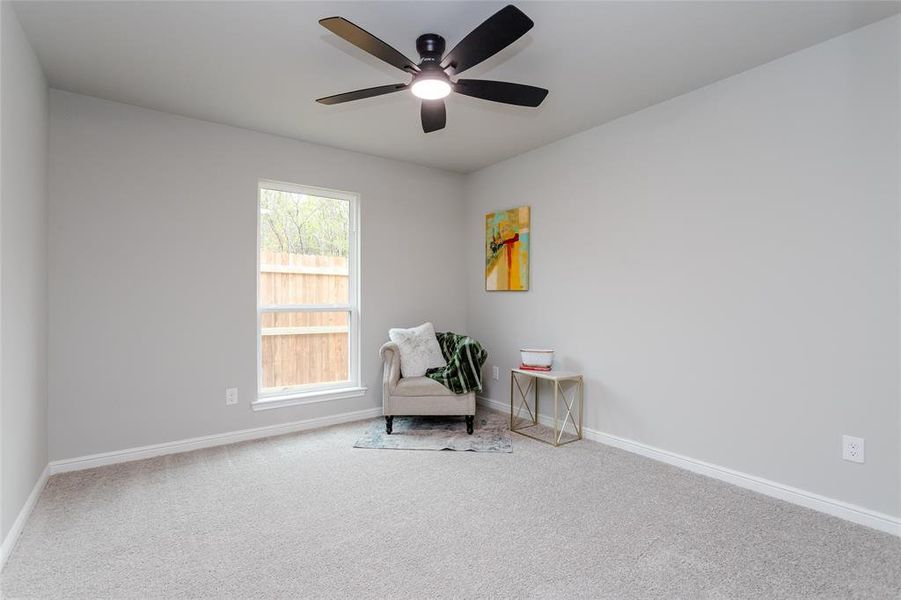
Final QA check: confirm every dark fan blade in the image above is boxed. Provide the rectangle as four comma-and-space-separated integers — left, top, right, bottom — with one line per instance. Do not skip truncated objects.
320, 17, 419, 73
316, 83, 408, 105
454, 79, 548, 107
421, 100, 446, 133
440, 5, 533, 76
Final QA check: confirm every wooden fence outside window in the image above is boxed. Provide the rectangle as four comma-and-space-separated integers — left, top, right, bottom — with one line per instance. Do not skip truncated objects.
260, 250, 349, 390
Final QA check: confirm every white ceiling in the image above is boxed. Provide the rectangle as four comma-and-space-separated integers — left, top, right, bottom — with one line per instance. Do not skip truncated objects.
14, 1, 901, 172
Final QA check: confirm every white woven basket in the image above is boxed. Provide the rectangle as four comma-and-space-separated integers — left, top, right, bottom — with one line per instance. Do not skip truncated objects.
520, 348, 554, 368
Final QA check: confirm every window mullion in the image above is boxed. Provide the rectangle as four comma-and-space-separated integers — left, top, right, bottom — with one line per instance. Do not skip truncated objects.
260, 304, 352, 313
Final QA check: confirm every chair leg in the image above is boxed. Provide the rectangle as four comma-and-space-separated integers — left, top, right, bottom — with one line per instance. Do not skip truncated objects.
465, 415, 474, 435
385, 416, 393, 434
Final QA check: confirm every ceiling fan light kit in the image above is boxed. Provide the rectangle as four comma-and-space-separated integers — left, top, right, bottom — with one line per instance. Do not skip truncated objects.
411, 42, 452, 100
315, 5, 549, 133
411, 78, 451, 100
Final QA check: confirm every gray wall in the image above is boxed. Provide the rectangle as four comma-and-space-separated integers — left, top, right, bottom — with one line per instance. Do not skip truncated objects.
48, 91, 466, 460
1, 2, 49, 539
464, 17, 900, 517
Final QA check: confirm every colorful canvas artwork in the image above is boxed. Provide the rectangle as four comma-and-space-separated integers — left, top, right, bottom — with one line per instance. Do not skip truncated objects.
485, 206, 530, 291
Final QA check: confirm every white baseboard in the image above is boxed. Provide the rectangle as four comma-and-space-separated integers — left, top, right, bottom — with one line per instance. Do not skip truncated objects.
1, 465, 50, 572
478, 396, 900, 537
49, 406, 383, 475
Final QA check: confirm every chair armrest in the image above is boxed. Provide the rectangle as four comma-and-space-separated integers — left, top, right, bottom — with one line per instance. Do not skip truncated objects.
379, 341, 401, 395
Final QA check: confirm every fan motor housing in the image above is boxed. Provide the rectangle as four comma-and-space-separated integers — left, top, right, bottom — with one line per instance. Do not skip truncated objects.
416, 34, 445, 63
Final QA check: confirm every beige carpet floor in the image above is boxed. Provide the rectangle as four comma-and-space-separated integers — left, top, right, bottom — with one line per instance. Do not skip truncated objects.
2, 409, 900, 599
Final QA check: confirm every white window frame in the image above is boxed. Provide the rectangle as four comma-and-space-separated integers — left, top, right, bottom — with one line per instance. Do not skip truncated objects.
253, 179, 364, 411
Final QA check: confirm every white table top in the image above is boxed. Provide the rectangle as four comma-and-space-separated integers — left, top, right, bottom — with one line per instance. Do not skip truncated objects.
512, 368, 582, 381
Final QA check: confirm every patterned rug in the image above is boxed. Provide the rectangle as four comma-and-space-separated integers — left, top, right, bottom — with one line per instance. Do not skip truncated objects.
353, 410, 512, 452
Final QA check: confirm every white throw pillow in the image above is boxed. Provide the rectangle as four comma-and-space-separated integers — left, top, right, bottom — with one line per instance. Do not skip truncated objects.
388, 322, 447, 378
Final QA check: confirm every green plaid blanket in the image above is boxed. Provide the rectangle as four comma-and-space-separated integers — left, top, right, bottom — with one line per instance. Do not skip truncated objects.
425, 332, 488, 394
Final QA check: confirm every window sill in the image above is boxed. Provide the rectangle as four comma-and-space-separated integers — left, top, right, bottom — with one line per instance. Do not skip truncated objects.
252, 386, 368, 411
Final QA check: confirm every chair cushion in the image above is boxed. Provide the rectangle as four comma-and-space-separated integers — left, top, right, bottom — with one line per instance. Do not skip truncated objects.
393, 376, 458, 397
388, 322, 447, 377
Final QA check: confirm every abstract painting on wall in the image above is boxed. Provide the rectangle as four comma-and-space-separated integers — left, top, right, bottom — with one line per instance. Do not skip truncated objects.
485, 206, 530, 291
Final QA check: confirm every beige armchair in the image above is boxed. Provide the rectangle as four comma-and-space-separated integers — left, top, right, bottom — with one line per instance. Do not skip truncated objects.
379, 342, 476, 435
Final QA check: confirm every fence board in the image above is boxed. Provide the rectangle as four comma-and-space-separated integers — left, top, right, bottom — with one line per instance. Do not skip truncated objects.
259, 251, 350, 389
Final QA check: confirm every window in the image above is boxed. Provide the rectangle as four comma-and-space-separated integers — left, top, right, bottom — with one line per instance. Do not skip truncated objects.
255, 180, 362, 409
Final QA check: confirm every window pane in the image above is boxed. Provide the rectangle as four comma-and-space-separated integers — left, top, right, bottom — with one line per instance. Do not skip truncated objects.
259, 189, 349, 305
260, 311, 349, 391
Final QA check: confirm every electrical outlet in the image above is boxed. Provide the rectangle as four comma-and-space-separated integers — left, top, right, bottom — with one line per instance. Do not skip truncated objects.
225, 387, 238, 406
842, 435, 864, 463
492, 366, 499, 381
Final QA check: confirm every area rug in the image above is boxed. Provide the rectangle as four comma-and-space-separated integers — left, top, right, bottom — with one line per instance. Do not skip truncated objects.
354, 410, 512, 452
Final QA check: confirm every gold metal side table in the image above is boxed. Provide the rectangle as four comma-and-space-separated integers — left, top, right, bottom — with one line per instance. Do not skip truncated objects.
509, 368, 584, 447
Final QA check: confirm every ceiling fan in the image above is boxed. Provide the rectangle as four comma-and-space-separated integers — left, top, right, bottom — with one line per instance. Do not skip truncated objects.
315, 5, 549, 133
